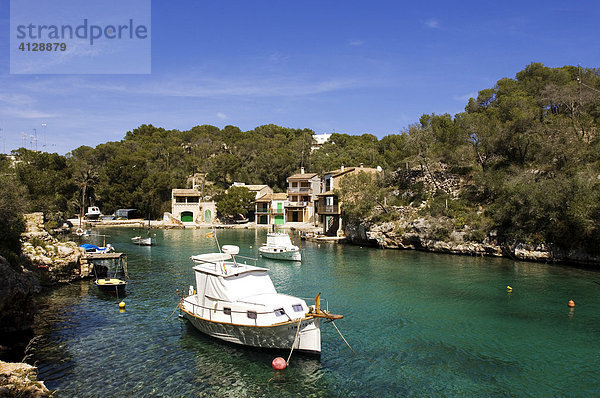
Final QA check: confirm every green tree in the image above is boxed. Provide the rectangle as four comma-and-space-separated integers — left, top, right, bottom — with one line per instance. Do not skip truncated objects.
215, 186, 256, 221
0, 175, 28, 267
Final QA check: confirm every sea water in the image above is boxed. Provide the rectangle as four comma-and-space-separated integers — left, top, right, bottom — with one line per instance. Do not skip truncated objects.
29, 228, 600, 397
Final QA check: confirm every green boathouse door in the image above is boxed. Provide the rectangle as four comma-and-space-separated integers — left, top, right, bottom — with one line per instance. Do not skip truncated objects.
181, 211, 194, 222
204, 209, 212, 223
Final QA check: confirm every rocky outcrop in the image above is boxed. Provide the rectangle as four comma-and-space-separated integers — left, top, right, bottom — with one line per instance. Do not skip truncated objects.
352, 219, 503, 257
0, 361, 52, 397
20, 213, 90, 285
347, 218, 600, 265
21, 241, 89, 285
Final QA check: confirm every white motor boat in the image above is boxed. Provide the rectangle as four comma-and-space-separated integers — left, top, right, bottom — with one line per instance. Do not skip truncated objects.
131, 236, 154, 246
259, 232, 301, 261
179, 245, 341, 356
85, 206, 102, 220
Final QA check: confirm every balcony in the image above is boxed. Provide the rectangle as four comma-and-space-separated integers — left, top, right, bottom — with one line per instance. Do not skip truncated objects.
286, 201, 308, 208
255, 208, 272, 214
287, 187, 312, 193
317, 204, 340, 214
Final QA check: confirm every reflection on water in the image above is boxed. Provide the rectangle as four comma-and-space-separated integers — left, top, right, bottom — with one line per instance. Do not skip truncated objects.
30, 228, 600, 397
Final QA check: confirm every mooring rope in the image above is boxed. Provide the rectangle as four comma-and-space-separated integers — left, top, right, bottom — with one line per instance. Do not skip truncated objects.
286, 319, 303, 366
331, 320, 356, 354
166, 297, 184, 321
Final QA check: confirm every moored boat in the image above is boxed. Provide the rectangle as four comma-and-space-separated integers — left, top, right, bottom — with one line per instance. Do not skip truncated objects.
94, 277, 127, 294
80, 243, 114, 253
131, 236, 154, 246
259, 232, 301, 261
85, 206, 102, 220
179, 245, 341, 355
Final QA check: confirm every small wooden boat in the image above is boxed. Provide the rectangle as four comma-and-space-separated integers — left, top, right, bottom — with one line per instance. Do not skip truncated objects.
131, 236, 154, 246
94, 277, 127, 294
80, 243, 114, 253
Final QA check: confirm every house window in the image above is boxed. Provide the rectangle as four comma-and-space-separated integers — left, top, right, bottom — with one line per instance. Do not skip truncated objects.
175, 196, 186, 203
187, 196, 199, 203
274, 308, 285, 317
292, 304, 303, 312
224, 307, 231, 315
247, 311, 257, 319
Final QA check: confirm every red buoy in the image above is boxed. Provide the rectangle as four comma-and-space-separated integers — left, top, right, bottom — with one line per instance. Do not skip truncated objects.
272, 357, 287, 370
568, 299, 575, 308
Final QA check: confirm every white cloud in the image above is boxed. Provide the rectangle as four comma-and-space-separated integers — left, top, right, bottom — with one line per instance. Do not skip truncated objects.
453, 92, 477, 102
216, 112, 227, 120
424, 18, 440, 29
0, 92, 56, 119
348, 39, 365, 46
0, 107, 56, 119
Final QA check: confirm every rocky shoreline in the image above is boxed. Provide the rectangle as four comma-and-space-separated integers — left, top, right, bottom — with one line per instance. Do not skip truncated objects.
1, 213, 91, 396
345, 218, 600, 267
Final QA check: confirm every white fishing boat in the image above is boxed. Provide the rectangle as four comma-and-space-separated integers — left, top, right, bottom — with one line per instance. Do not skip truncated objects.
179, 245, 341, 355
131, 236, 154, 246
259, 232, 301, 261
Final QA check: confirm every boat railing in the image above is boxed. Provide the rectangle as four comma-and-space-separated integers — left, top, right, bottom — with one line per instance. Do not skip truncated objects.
182, 297, 273, 324
301, 296, 330, 312
191, 254, 258, 272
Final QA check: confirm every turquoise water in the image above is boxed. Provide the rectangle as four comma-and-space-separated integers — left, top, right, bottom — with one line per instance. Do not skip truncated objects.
30, 228, 600, 397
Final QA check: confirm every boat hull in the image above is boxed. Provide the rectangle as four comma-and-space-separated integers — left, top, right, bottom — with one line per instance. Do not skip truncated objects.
94, 278, 126, 294
131, 237, 153, 246
259, 248, 301, 261
180, 307, 321, 355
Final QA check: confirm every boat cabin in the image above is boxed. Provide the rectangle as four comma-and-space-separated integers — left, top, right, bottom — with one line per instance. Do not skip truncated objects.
188, 248, 308, 326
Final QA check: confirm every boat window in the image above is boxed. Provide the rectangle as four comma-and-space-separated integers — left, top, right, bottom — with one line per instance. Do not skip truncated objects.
292, 304, 303, 312
223, 307, 231, 315
274, 308, 285, 317
247, 311, 257, 319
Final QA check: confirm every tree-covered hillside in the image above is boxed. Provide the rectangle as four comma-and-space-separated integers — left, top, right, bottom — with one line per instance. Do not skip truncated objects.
4, 63, 600, 257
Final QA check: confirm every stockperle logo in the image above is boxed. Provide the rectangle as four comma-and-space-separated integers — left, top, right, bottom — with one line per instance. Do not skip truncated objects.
10, 0, 151, 74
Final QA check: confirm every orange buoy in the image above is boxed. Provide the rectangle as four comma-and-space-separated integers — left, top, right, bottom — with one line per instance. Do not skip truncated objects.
272, 357, 287, 370
568, 299, 575, 307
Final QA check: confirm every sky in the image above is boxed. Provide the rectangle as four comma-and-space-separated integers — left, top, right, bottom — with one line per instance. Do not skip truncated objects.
0, 0, 598, 154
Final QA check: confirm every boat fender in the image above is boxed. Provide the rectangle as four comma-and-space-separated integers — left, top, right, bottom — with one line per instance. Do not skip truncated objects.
189, 285, 194, 296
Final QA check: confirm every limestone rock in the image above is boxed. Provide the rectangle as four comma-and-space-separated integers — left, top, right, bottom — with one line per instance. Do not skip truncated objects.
0, 361, 52, 397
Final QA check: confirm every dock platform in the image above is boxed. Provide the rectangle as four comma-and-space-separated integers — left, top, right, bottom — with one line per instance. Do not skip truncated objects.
85, 252, 127, 260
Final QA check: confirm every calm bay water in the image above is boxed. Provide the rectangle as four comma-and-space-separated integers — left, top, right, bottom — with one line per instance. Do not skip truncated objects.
30, 228, 600, 397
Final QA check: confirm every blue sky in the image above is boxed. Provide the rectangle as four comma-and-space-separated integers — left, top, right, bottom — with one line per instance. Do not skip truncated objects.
0, 0, 598, 154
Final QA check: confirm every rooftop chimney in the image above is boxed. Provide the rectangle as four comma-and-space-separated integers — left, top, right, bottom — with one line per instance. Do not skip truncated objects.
341, 165, 345, 172
301, 167, 305, 174
359, 163, 364, 169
